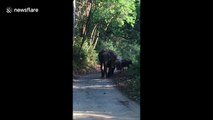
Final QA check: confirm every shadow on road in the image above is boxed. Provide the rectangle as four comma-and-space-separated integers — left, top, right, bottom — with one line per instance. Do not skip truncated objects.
73, 73, 140, 120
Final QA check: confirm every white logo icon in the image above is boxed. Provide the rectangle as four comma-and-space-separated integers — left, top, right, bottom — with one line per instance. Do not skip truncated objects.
6, 7, 13, 13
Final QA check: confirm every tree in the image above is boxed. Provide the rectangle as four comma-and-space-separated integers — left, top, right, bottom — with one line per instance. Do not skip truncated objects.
74, 0, 138, 54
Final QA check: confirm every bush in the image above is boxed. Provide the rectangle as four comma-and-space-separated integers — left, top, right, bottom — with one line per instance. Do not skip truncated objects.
73, 37, 98, 72
95, 40, 116, 52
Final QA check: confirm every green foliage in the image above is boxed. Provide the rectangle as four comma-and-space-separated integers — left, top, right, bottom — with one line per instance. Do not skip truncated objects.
74, 0, 141, 100
73, 37, 98, 71
95, 40, 116, 52
125, 51, 141, 100
95, 37, 140, 65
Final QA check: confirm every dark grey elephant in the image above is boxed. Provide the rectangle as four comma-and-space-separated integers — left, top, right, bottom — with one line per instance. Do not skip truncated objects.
121, 59, 132, 69
98, 49, 117, 78
115, 57, 133, 71
115, 56, 123, 70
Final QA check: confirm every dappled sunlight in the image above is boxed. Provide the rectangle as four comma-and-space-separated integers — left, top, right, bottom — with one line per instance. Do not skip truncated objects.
73, 84, 115, 89
73, 0, 141, 118
73, 75, 116, 90
73, 79, 81, 82
93, 78, 110, 81
73, 111, 139, 120
73, 73, 140, 120
73, 111, 115, 119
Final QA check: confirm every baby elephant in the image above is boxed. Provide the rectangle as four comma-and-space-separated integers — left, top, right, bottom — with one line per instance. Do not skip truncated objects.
115, 58, 132, 71
121, 59, 132, 70
115, 56, 123, 70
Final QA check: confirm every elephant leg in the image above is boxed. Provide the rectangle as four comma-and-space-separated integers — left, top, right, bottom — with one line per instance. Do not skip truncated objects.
100, 63, 104, 78
103, 62, 107, 78
108, 65, 112, 78
107, 68, 110, 78
112, 67, 115, 75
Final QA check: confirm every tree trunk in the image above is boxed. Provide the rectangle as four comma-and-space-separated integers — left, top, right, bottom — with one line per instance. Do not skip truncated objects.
73, 0, 76, 45
90, 24, 98, 45
104, 16, 114, 31
78, 0, 93, 55
93, 30, 100, 49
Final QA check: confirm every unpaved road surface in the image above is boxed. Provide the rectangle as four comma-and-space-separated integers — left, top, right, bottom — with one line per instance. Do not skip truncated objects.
73, 73, 140, 120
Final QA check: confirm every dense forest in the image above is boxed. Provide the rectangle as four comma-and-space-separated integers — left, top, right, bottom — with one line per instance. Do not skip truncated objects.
73, 0, 141, 101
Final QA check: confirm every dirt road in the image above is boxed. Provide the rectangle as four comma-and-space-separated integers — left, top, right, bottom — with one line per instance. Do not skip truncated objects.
73, 73, 140, 120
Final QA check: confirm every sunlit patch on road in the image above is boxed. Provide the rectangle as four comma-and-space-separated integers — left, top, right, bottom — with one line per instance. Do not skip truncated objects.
73, 111, 115, 119
73, 84, 115, 89
73, 73, 140, 120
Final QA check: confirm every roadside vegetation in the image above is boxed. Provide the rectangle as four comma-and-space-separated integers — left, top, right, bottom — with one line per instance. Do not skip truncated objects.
73, 0, 141, 102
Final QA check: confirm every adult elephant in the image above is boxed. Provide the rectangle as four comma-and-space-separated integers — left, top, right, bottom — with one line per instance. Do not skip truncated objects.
98, 49, 117, 78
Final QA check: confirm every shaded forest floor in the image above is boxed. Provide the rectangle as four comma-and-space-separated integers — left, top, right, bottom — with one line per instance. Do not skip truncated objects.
73, 65, 140, 104
112, 71, 140, 104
